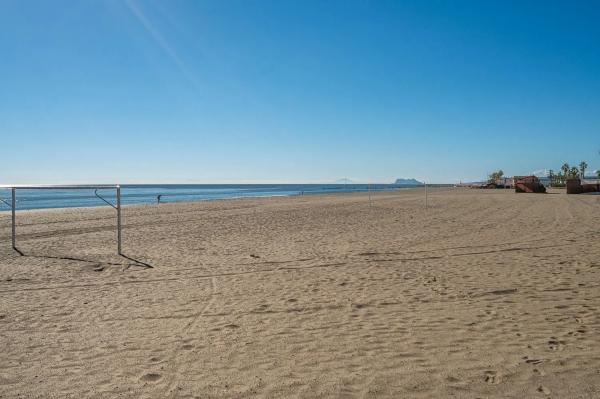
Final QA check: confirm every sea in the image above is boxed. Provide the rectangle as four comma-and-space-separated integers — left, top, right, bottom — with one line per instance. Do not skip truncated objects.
0, 184, 421, 211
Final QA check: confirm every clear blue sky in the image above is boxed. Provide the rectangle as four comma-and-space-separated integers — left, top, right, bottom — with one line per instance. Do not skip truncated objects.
1, 0, 599, 183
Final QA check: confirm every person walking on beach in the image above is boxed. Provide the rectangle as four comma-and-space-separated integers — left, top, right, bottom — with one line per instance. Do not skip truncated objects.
157, 195, 162, 204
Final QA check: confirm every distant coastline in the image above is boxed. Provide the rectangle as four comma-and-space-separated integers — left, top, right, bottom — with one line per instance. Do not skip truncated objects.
0, 183, 441, 211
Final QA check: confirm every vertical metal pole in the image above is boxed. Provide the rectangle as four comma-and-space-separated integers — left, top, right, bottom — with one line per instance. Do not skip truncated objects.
368, 183, 372, 207
117, 186, 122, 255
425, 182, 428, 209
11, 188, 16, 250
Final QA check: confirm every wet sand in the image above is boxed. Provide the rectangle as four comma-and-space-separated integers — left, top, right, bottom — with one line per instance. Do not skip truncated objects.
1, 188, 600, 398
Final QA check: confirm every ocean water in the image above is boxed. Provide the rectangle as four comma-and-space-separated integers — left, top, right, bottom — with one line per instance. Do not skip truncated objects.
0, 184, 419, 211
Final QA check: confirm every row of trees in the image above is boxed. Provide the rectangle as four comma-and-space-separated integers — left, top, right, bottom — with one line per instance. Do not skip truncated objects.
548, 161, 599, 187
489, 153, 599, 188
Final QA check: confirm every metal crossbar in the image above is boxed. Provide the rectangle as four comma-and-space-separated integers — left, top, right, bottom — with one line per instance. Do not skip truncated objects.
0, 184, 122, 254
0, 184, 119, 189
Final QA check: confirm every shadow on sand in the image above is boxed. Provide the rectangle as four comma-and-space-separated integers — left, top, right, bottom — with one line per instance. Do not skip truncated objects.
12, 247, 153, 269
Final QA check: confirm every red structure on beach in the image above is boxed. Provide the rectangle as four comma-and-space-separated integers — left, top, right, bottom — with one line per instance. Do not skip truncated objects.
514, 176, 546, 193
566, 178, 600, 194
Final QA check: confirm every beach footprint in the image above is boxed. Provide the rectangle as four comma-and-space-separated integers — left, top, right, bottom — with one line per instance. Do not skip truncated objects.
140, 373, 162, 382
538, 385, 551, 395
548, 338, 566, 351
484, 370, 500, 384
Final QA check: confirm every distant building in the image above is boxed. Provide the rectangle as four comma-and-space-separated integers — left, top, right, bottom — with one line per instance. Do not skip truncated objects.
494, 177, 514, 188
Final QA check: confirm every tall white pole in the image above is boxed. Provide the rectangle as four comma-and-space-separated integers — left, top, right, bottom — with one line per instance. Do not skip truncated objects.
425, 182, 428, 209
117, 186, 122, 255
368, 183, 372, 207
11, 188, 16, 250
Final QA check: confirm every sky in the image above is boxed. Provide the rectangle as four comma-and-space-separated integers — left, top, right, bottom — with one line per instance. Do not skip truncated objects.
1, 0, 599, 184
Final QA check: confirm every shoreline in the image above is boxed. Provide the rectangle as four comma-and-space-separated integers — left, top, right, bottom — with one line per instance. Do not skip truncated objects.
0, 186, 429, 214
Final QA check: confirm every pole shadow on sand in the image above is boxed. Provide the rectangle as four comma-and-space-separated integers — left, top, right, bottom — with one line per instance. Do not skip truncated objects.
11, 247, 153, 269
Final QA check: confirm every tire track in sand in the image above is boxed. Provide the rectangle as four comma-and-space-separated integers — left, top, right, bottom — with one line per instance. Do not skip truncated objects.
161, 274, 217, 398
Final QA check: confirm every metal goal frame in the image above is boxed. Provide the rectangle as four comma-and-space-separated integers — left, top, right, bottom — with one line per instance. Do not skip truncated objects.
0, 184, 122, 254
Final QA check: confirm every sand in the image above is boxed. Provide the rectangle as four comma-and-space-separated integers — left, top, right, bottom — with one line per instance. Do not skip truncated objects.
1, 188, 600, 398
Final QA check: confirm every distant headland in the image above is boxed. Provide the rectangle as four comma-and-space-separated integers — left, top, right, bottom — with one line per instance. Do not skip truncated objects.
394, 178, 424, 186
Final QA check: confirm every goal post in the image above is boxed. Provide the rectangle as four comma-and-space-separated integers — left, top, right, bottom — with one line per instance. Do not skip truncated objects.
0, 184, 122, 255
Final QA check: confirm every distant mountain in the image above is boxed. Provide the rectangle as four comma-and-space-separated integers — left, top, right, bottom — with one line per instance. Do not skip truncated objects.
530, 169, 549, 178
333, 178, 362, 184
394, 178, 424, 186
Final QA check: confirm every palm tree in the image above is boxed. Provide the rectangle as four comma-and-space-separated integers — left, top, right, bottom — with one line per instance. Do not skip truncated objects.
569, 166, 579, 178
579, 161, 588, 179
560, 163, 570, 185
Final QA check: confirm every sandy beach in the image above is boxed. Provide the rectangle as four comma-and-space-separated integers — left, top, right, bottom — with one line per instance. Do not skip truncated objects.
1, 188, 600, 398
